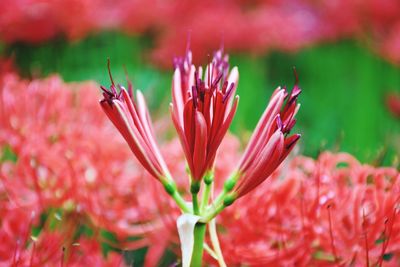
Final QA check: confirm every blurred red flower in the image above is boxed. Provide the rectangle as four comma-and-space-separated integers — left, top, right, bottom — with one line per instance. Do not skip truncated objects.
1, 71, 399, 266
386, 92, 400, 118
1, 0, 400, 65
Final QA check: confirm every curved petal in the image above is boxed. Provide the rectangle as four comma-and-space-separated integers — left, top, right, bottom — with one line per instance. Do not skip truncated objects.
192, 111, 208, 180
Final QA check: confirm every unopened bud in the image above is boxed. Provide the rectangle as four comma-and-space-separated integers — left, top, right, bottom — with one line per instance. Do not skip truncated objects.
164, 181, 177, 195
223, 194, 236, 207
204, 173, 214, 185
190, 181, 201, 194
224, 177, 236, 192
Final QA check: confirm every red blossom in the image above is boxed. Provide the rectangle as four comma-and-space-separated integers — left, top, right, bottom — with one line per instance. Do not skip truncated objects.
100, 63, 171, 182
233, 77, 301, 198
1, 0, 400, 64
170, 49, 239, 181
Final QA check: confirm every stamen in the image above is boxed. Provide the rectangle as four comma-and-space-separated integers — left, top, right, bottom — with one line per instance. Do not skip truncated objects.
211, 72, 223, 89
100, 86, 112, 96
222, 83, 234, 103
192, 85, 198, 109
327, 204, 338, 263
107, 58, 115, 86
293, 66, 299, 85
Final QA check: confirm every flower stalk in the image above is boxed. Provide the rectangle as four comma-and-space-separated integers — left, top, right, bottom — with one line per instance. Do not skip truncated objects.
191, 223, 207, 267
99, 51, 301, 267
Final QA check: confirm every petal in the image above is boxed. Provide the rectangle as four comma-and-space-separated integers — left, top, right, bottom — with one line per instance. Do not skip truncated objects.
279, 134, 301, 162
239, 89, 285, 170
136, 90, 170, 176
205, 96, 239, 169
183, 100, 195, 154
225, 66, 239, 108
101, 100, 161, 178
170, 104, 194, 175
172, 68, 184, 126
208, 91, 226, 142
236, 130, 284, 197
192, 111, 208, 180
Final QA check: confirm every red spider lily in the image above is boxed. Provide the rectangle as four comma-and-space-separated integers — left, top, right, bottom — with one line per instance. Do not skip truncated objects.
0, 73, 150, 265
386, 92, 400, 118
1, 0, 400, 64
215, 152, 400, 266
100, 63, 171, 182
170, 49, 239, 181
233, 77, 301, 198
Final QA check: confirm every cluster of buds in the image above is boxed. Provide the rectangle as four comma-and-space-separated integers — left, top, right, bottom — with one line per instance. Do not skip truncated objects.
99, 49, 301, 265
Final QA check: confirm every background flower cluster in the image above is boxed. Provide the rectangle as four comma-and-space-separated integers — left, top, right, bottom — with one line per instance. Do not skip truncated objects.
0, 1, 399, 266
1, 0, 400, 65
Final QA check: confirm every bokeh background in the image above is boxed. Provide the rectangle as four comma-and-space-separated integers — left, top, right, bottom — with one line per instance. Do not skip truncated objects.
1, 0, 400, 265
1, 0, 399, 165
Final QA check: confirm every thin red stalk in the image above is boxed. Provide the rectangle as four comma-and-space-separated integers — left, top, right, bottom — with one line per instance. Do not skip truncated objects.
107, 58, 114, 86
60, 247, 65, 267
327, 205, 338, 264
117, 251, 125, 267
300, 181, 305, 230
27, 159, 44, 209
377, 219, 388, 267
378, 207, 397, 266
12, 240, 19, 267
278, 202, 287, 250
362, 209, 369, 267
29, 242, 36, 267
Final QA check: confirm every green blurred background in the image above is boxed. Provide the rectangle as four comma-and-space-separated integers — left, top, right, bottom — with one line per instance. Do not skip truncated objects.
3, 32, 400, 165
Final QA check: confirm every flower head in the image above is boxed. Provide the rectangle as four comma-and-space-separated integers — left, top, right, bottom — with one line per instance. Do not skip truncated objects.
170, 49, 239, 181
233, 73, 301, 198
99, 61, 170, 182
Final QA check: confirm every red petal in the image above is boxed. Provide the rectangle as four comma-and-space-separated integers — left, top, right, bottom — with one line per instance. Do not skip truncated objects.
170, 104, 194, 175
183, 100, 195, 154
236, 130, 284, 197
192, 111, 208, 180
239, 90, 285, 171
101, 100, 161, 178
205, 95, 239, 169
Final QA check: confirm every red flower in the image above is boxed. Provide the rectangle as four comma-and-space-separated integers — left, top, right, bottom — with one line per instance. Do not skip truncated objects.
233, 77, 301, 198
386, 92, 400, 118
170, 49, 239, 181
99, 63, 171, 182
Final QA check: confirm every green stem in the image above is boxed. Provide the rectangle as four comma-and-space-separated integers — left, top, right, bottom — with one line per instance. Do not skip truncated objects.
190, 223, 206, 267
171, 191, 191, 213
213, 171, 239, 208
212, 190, 227, 210
200, 204, 225, 223
192, 193, 200, 215
162, 178, 191, 213
209, 219, 227, 267
200, 182, 212, 214
191, 180, 201, 215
